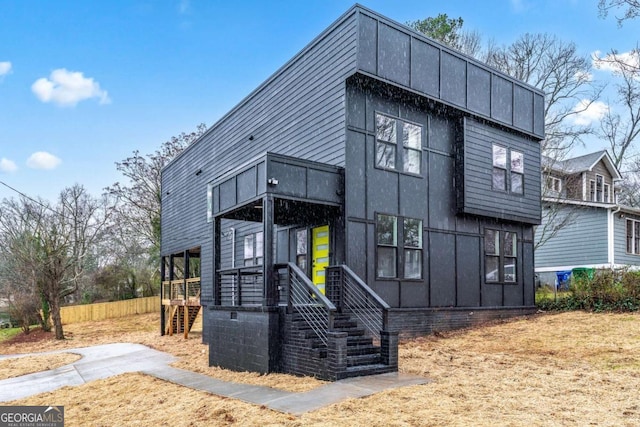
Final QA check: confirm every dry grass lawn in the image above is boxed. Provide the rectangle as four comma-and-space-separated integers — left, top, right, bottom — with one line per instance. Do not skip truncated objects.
2, 311, 640, 426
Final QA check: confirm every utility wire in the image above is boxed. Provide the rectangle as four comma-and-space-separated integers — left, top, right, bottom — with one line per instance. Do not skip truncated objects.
0, 179, 68, 218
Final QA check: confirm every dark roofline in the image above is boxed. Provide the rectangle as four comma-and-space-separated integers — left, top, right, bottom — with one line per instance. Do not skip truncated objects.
165, 4, 545, 171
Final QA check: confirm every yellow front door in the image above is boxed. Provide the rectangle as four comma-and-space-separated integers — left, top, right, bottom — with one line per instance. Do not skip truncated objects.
311, 225, 330, 294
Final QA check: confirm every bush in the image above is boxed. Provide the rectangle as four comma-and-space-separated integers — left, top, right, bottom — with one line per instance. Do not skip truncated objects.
536, 268, 640, 312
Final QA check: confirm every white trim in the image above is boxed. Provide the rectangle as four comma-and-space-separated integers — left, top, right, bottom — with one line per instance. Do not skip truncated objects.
541, 197, 617, 209
536, 263, 640, 273
582, 172, 587, 201
608, 206, 620, 264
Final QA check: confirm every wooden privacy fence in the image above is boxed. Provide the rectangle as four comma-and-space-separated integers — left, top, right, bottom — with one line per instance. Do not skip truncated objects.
60, 296, 159, 324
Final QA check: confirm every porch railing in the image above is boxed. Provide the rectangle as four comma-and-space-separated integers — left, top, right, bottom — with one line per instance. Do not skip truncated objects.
218, 266, 263, 306
161, 278, 201, 304
286, 262, 336, 346
326, 265, 389, 341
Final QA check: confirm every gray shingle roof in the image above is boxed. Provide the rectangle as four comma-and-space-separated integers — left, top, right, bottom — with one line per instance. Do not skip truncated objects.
542, 150, 620, 179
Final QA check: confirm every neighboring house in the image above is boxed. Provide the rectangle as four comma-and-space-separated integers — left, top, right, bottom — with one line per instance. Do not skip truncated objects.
160, 5, 545, 380
535, 150, 640, 286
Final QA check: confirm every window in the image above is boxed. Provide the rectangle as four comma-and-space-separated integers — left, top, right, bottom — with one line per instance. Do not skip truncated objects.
627, 219, 640, 255
604, 184, 610, 203
375, 113, 423, 174
376, 214, 423, 279
207, 183, 214, 223
376, 214, 397, 278
589, 180, 596, 202
546, 176, 562, 193
511, 151, 524, 194
492, 144, 523, 194
243, 232, 264, 266
296, 229, 307, 271
492, 145, 507, 191
596, 175, 604, 202
485, 229, 517, 283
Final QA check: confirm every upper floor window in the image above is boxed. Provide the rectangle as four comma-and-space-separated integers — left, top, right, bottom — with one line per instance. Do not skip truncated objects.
589, 175, 609, 203
626, 219, 640, 255
244, 232, 264, 266
376, 213, 423, 279
492, 144, 523, 194
596, 175, 604, 202
485, 229, 517, 283
546, 176, 562, 193
375, 113, 422, 175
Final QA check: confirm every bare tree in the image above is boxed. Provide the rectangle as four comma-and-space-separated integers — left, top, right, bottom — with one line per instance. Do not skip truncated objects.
594, 49, 640, 167
0, 185, 113, 339
107, 123, 207, 260
486, 33, 603, 158
599, 0, 640, 25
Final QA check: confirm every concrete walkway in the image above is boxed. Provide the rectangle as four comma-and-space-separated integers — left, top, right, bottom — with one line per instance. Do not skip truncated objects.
0, 343, 428, 415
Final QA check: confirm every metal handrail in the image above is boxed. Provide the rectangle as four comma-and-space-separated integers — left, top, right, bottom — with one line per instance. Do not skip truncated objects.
218, 266, 263, 306
286, 262, 336, 346
327, 265, 389, 341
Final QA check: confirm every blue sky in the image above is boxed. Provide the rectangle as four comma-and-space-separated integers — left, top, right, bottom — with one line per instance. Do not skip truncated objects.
0, 0, 637, 202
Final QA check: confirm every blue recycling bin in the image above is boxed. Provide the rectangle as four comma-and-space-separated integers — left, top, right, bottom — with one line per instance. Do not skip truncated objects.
555, 270, 572, 290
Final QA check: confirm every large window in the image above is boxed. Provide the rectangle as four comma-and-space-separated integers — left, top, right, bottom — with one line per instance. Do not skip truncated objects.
492, 144, 524, 195
376, 214, 423, 279
485, 229, 517, 283
243, 232, 264, 266
627, 219, 640, 255
375, 113, 423, 175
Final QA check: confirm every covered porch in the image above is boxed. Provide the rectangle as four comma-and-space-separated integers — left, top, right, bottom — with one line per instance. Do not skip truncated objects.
205, 153, 398, 380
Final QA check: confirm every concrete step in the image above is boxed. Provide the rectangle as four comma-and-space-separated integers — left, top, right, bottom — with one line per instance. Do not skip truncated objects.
347, 353, 381, 367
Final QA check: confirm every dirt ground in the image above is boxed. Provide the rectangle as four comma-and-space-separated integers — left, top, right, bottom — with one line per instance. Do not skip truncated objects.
2, 311, 640, 426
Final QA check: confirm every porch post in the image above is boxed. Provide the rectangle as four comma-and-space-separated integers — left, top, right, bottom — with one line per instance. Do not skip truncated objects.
183, 250, 190, 300
213, 217, 221, 305
263, 195, 277, 306
160, 256, 166, 335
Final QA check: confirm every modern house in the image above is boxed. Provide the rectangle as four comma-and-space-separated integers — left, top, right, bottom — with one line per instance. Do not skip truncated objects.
535, 150, 640, 285
160, 4, 545, 380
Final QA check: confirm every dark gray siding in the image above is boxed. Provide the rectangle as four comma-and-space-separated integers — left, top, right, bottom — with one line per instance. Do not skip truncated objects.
345, 80, 536, 309
459, 117, 541, 224
355, 8, 544, 139
161, 11, 359, 303
534, 205, 609, 268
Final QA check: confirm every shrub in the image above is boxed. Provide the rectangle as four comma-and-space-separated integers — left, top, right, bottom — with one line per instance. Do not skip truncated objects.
536, 268, 640, 312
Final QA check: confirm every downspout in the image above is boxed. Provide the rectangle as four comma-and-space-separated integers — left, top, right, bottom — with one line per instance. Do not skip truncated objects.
608, 205, 621, 268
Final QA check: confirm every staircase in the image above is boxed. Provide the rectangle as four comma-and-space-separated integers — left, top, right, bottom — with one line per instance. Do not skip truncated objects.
168, 305, 201, 335
288, 311, 395, 379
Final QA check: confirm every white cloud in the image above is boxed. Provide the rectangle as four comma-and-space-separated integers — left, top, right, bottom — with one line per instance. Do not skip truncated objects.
26, 151, 62, 170
0, 61, 11, 76
571, 100, 609, 126
0, 158, 17, 173
31, 68, 111, 107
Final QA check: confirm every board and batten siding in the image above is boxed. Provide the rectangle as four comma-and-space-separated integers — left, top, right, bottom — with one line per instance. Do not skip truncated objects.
161, 11, 360, 303
355, 8, 544, 140
459, 117, 541, 224
535, 205, 609, 268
